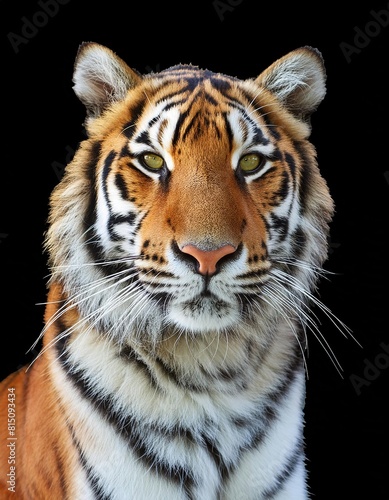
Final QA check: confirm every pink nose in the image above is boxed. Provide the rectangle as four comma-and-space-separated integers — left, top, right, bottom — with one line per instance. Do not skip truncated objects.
181, 244, 236, 276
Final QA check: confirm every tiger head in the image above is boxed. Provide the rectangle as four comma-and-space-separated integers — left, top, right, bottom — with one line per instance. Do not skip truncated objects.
45, 43, 333, 346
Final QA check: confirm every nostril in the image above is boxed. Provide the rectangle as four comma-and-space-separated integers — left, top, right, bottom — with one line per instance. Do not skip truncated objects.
181, 244, 236, 276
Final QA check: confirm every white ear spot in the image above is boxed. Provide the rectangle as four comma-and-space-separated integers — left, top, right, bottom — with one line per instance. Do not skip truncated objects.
255, 46, 326, 120
72, 42, 143, 120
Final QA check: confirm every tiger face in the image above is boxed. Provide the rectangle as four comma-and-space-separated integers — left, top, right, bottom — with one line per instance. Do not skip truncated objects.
46, 43, 333, 346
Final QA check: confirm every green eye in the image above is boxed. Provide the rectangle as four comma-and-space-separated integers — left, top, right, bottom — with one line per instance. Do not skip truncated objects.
238, 153, 264, 173
142, 153, 164, 170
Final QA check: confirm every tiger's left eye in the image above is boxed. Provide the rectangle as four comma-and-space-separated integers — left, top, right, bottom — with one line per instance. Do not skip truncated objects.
238, 153, 264, 173
142, 153, 164, 170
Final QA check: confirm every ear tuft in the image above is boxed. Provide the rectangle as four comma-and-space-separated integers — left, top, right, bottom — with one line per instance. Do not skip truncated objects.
72, 42, 142, 120
256, 46, 326, 121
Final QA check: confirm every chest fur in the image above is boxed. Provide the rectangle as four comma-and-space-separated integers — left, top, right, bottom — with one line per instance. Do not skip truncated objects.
48, 319, 307, 499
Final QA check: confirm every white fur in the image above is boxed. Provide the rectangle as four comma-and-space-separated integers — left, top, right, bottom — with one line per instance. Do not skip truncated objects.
51, 319, 306, 499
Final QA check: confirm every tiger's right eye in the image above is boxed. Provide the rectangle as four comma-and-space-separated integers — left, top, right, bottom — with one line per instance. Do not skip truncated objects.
142, 153, 165, 170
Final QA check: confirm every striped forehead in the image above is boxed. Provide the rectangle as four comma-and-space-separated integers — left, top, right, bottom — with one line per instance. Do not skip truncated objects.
128, 70, 274, 158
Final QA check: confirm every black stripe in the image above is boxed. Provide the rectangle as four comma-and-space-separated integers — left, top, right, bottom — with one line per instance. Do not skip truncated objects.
262, 439, 305, 499
83, 141, 101, 226
135, 129, 153, 146
172, 106, 192, 147
151, 350, 207, 392
56, 331, 196, 492
122, 97, 148, 140
102, 150, 117, 208
159, 96, 188, 112
270, 214, 289, 242
203, 435, 230, 491
119, 144, 131, 159
209, 75, 232, 93
107, 213, 137, 241
114, 171, 129, 199
222, 111, 234, 150
68, 422, 112, 500
293, 141, 313, 214
290, 225, 308, 262
273, 170, 290, 205
119, 345, 162, 391
99, 150, 140, 268
83, 140, 103, 265
252, 124, 270, 145
223, 95, 255, 116
238, 343, 303, 451
183, 110, 202, 140
284, 151, 297, 187
203, 91, 219, 106
253, 165, 276, 184
180, 76, 204, 93
269, 342, 303, 406
52, 444, 69, 498
237, 88, 281, 138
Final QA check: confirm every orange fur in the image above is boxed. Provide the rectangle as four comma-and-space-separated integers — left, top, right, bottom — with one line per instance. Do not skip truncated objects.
0, 285, 80, 498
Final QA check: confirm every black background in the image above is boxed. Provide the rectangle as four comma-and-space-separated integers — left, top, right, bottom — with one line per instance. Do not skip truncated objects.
1, 1, 388, 498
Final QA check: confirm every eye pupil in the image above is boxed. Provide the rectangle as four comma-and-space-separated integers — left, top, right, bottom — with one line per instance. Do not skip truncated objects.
239, 153, 263, 173
143, 153, 164, 170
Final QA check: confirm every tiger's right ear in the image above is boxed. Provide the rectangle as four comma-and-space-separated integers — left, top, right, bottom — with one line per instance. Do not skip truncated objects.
72, 42, 143, 121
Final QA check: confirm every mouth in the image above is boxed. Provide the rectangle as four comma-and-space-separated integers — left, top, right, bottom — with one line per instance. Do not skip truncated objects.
183, 291, 229, 313
167, 290, 240, 332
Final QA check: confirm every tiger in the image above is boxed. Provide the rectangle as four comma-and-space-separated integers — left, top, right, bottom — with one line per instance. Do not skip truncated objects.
0, 42, 336, 499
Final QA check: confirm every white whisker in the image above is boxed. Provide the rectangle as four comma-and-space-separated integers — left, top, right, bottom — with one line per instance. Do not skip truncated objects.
253, 285, 309, 376
253, 259, 361, 377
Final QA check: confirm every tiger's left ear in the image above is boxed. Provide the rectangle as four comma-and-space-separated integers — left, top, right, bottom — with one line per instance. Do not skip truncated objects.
72, 42, 143, 121
255, 46, 326, 123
